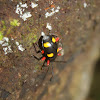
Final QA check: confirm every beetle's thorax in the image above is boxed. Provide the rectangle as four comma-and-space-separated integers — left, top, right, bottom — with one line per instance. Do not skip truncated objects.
43, 35, 49, 40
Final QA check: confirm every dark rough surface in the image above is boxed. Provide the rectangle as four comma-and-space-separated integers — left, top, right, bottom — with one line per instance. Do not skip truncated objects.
0, 0, 100, 100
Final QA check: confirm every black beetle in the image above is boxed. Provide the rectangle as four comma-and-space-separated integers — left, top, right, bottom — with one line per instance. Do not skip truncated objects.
33, 33, 62, 68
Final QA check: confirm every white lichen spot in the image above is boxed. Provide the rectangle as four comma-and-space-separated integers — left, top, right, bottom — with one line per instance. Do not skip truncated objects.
45, 12, 53, 18
31, 2, 38, 8
0, 40, 4, 44
7, 46, 13, 53
23, 9, 25, 12
0, 37, 13, 54
20, 12, 32, 21
8, 45, 12, 51
83, 2, 87, 8
2, 43, 9, 46
55, 6, 60, 12
20, 3, 28, 8
3, 37, 9, 42
3, 47, 8, 55
15, 2, 32, 21
45, 6, 60, 18
15, 4, 23, 15
18, 45, 25, 51
16, 41, 25, 51
0, 37, 25, 54
15, 41, 19, 46
46, 23, 52, 30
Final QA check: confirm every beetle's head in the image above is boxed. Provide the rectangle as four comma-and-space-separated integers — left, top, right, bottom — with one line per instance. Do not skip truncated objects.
41, 32, 49, 41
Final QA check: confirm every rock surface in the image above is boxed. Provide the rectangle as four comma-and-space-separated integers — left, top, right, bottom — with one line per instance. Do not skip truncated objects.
0, 0, 100, 100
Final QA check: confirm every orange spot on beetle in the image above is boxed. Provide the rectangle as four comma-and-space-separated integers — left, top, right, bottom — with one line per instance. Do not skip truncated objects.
41, 50, 44, 54
41, 57, 46, 61
57, 53, 61, 56
57, 47, 62, 52
47, 60, 50, 66
55, 37, 59, 42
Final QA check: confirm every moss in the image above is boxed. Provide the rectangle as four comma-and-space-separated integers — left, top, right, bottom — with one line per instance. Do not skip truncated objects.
23, 32, 38, 48
33, 35, 37, 43
0, 19, 20, 36
0, 20, 13, 36
7, 28, 12, 35
10, 19, 20, 27
0, 31, 3, 40
1, 20, 6, 31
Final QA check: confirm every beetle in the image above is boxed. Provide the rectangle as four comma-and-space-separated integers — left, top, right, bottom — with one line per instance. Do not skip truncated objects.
33, 32, 62, 69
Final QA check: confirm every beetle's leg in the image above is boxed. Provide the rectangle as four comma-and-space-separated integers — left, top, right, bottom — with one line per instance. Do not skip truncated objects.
41, 60, 46, 70
47, 60, 50, 66
33, 43, 41, 53
41, 57, 46, 61
50, 65, 54, 81
32, 55, 42, 60
55, 37, 59, 42
57, 47, 62, 56
57, 47, 62, 52
57, 53, 61, 56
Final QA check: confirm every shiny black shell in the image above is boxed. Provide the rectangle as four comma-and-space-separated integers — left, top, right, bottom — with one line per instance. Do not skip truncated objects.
38, 35, 58, 61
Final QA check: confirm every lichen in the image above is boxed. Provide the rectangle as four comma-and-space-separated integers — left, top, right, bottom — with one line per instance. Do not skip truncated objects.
33, 35, 37, 43
10, 19, 20, 27
0, 31, 3, 40
1, 20, 6, 31
23, 32, 38, 48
